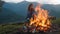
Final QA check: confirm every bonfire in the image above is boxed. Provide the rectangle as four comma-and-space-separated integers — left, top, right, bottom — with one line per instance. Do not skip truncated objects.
29, 4, 51, 32
22, 4, 52, 34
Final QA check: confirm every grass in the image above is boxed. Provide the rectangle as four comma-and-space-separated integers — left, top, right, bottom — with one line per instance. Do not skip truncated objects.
0, 23, 23, 34
52, 18, 60, 24
0, 18, 60, 34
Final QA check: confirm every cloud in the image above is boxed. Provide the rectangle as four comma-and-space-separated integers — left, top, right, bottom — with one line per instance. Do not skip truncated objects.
2, 0, 24, 3
26, 0, 60, 4
47, 0, 60, 4
2, 0, 60, 5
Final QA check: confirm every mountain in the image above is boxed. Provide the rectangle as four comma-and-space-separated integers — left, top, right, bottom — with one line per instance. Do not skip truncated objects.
3, 1, 60, 18
0, 7, 25, 24
0, 1, 60, 23
41, 4, 60, 17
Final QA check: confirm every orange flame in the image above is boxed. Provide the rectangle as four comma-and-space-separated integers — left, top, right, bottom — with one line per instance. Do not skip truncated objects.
30, 4, 51, 32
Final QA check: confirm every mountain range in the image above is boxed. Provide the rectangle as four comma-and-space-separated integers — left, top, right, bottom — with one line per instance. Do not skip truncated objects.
0, 1, 60, 23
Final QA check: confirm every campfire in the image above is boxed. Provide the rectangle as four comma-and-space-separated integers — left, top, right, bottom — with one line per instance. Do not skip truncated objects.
22, 4, 53, 34
29, 4, 51, 32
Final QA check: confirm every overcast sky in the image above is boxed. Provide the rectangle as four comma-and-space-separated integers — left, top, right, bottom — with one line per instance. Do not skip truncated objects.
2, 0, 60, 5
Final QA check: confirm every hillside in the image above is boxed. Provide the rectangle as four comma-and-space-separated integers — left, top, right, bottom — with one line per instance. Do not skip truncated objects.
0, 18, 60, 34
3, 1, 60, 18
0, 1, 60, 23
0, 7, 24, 24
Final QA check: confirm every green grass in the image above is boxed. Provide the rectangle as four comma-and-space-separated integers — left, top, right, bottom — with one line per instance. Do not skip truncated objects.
0, 18, 60, 34
0, 23, 23, 34
52, 18, 60, 24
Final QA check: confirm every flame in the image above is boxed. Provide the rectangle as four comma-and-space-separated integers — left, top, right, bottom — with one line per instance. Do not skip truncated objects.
30, 4, 51, 32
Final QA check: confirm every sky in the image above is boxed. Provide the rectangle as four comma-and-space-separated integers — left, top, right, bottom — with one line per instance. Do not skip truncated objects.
2, 0, 60, 5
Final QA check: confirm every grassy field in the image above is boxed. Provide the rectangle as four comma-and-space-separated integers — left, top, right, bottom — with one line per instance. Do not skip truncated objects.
0, 23, 23, 34
52, 18, 60, 24
0, 18, 60, 34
